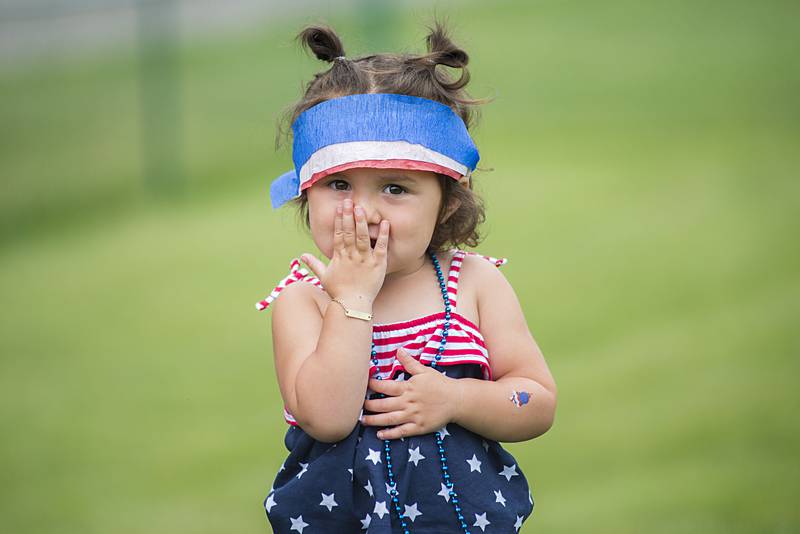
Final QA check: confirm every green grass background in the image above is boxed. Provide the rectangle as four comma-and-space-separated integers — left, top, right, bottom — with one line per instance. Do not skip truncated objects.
1, 0, 798, 532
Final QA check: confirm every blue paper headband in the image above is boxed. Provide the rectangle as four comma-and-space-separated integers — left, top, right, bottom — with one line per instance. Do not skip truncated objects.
269, 93, 480, 209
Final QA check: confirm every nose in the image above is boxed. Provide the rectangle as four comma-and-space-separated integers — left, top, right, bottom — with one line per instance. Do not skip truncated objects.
352, 193, 382, 227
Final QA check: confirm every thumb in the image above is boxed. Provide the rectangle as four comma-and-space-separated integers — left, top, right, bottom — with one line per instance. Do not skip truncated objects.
396, 347, 428, 374
300, 253, 326, 279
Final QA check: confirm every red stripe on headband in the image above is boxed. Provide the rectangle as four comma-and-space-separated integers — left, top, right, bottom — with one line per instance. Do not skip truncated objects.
299, 159, 463, 191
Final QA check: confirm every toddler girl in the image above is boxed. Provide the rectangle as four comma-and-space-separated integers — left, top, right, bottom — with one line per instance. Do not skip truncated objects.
255, 21, 557, 533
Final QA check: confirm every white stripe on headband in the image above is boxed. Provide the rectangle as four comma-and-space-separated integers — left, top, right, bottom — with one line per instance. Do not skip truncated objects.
297, 140, 469, 188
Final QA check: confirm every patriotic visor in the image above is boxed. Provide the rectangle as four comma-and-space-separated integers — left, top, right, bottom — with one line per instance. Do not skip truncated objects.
269, 93, 480, 209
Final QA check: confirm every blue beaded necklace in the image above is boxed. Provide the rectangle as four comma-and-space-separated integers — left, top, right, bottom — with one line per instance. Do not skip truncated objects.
369, 250, 472, 534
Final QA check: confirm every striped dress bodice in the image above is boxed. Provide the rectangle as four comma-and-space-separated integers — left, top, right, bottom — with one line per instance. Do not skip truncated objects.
255, 248, 508, 426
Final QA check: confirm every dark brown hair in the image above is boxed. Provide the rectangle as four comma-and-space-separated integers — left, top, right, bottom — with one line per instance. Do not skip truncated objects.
276, 18, 492, 256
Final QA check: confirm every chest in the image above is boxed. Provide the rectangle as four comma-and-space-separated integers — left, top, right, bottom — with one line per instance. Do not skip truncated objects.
370, 260, 479, 329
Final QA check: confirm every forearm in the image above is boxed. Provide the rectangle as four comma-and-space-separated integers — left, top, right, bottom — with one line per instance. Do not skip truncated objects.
294, 296, 373, 442
453, 376, 556, 443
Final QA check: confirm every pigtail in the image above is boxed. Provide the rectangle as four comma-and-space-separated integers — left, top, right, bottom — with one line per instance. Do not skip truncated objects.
276, 25, 368, 151
296, 25, 369, 96
397, 18, 491, 131
422, 20, 470, 90
296, 25, 346, 63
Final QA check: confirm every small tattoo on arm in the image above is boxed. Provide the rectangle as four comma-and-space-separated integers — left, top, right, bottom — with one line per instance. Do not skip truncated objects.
509, 390, 532, 407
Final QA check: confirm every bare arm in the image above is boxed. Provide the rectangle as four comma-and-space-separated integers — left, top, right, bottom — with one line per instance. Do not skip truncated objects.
452, 255, 557, 442
271, 284, 374, 443
453, 376, 556, 442
271, 198, 390, 443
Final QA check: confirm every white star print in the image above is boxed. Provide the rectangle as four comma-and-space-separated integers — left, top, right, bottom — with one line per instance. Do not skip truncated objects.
364, 479, 373, 497
529, 491, 533, 505
435, 425, 450, 439
514, 514, 524, 532
279, 460, 286, 471
289, 515, 309, 533
473, 512, 490, 531
438, 482, 454, 502
319, 492, 338, 511
499, 463, 519, 482
373, 500, 389, 519
296, 462, 308, 479
494, 489, 506, 507
394, 373, 407, 382
482, 440, 489, 452
408, 446, 425, 466
360, 513, 371, 530
385, 482, 397, 496
404, 502, 422, 522
365, 448, 382, 465
466, 453, 482, 472
264, 494, 276, 513
347, 468, 353, 481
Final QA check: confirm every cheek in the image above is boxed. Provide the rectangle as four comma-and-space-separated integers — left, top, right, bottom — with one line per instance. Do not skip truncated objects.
308, 208, 336, 259
386, 212, 436, 248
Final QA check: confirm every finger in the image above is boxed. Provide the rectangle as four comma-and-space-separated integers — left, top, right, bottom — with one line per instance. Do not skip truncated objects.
363, 395, 404, 414
360, 410, 407, 428
300, 253, 326, 279
354, 204, 370, 252
396, 347, 429, 375
342, 198, 356, 250
377, 422, 419, 440
333, 201, 345, 255
373, 220, 390, 259
368, 377, 406, 397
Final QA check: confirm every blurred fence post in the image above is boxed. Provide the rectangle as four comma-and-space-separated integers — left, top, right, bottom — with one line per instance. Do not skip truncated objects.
136, 0, 183, 197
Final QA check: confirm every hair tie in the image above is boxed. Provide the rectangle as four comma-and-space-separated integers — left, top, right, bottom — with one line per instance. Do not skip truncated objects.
334, 56, 346, 61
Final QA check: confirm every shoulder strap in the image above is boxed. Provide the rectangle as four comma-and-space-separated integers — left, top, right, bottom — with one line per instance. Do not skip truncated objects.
463, 250, 509, 268
446, 249, 466, 310
448, 250, 508, 310
254, 258, 325, 311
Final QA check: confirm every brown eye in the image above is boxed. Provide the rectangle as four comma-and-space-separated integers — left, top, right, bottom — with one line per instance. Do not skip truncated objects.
328, 180, 349, 191
384, 184, 407, 195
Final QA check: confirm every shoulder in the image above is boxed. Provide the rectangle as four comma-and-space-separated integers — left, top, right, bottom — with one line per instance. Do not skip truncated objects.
465, 253, 551, 387
457, 250, 511, 299
270, 277, 327, 319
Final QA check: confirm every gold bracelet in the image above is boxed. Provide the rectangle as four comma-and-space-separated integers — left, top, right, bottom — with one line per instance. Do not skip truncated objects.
330, 297, 373, 321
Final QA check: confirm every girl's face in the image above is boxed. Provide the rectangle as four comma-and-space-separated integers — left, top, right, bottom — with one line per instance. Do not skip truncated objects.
305, 167, 443, 277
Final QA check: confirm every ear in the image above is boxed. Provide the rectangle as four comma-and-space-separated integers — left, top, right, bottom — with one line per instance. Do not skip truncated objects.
440, 197, 462, 224
439, 173, 469, 224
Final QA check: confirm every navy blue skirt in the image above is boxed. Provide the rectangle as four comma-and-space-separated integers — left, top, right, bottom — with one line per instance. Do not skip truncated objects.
264, 366, 534, 533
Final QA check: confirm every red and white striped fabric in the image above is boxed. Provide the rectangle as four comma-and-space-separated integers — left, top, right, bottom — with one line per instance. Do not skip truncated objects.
255, 249, 508, 426
255, 258, 322, 311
